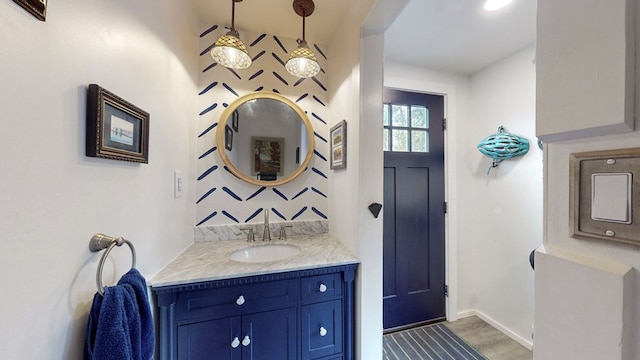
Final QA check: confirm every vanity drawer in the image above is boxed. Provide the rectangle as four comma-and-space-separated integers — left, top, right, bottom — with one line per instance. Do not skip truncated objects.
176, 279, 298, 322
301, 273, 342, 301
301, 300, 343, 359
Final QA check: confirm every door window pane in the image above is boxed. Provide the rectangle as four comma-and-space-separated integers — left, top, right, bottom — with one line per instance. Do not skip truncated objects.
383, 104, 390, 126
411, 106, 429, 129
384, 102, 431, 153
391, 105, 408, 127
383, 128, 390, 151
391, 129, 409, 152
411, 130, 429, 153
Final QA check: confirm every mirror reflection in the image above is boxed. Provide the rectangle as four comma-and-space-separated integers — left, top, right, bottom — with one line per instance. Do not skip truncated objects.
216, 92, 315, 186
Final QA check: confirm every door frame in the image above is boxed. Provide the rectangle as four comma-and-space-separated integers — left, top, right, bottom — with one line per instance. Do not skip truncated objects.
383, 76, 460, 323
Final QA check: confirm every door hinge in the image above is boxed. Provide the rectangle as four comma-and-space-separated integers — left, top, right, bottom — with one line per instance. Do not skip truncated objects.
443, 201, 448, 214
444, 284, 449, 297
442, 118, 447, 131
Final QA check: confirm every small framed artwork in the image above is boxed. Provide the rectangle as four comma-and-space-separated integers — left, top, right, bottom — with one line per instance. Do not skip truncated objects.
86, 84, 149, 163
330, 120, 347, 170
252, 136, 284, 176
231, 110, 239, 132
225, 125, 233, 151
13, 0, 47, 21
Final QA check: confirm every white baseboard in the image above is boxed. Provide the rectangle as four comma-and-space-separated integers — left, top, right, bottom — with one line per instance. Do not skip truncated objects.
455, 309, 534, 351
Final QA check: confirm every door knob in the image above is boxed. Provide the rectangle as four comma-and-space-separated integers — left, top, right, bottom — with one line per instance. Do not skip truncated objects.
236, 295, 245, 305
319, 327, 328, 337
319, 283, 327, 293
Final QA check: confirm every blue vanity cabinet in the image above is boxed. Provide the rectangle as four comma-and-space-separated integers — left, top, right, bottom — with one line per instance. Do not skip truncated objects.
153, 264, 357, 360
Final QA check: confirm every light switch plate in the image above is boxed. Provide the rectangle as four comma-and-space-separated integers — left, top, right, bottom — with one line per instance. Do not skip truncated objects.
570, 148, 640, 245
174, 170, 183, 198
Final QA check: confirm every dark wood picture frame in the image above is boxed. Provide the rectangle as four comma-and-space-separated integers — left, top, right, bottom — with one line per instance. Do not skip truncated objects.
231, 110, 239, 132
225, 125, 233, 151
330, 120, 347, 170
13, 0, 47, 21
86, 84, 149, 163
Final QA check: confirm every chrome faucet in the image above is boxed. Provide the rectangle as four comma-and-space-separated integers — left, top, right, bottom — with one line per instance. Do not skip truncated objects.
263, 209, 271, 241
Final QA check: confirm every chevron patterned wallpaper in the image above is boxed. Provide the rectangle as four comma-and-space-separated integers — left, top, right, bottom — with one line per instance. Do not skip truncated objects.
196, 24, 330, 227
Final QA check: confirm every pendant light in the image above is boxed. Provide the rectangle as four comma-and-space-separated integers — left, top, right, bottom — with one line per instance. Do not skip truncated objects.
211, 0, 252, 70
285, 0, 321, 78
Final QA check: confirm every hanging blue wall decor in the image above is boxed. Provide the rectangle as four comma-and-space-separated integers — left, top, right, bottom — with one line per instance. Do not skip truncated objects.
477, 126, 529, 174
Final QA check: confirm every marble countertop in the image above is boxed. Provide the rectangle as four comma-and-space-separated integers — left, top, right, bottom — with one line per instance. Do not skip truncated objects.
150, 233, 359, 288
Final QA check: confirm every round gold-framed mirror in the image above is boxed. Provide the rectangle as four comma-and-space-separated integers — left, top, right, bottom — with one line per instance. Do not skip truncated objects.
216, 92, 315, 187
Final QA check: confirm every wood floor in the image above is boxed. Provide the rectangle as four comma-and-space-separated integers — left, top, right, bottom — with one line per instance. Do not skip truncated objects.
444, 316, 532, 360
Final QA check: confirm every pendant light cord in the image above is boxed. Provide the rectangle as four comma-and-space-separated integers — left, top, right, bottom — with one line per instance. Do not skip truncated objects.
231, 0, 236, 31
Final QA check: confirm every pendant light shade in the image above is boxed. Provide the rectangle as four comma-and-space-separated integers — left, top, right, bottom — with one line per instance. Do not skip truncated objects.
211, 0, 252, 70
286, 39, 320, 78
285, 0, 320, 78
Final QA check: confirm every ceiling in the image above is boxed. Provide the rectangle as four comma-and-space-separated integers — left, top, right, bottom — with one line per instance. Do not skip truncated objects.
192, 0, 350, 45
192, 0, 536, 76
385, 0, 537, 74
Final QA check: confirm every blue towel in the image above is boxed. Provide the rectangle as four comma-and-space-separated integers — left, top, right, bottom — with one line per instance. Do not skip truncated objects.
84, 268, 154, 360
117, 268, 154, 358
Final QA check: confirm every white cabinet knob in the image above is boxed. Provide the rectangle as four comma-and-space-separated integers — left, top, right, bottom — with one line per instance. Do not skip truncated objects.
319, 284, 327, 293
236, 295, 245, 306
231, 337, 240, 348
319, 327, 328, 337
242, 335, 251, 346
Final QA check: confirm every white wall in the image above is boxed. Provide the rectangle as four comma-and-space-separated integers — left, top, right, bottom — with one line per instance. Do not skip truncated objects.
535, 1, 640, 358
385, 45, 540, 349
0, 1, 198, 359
464, 46, 540, 348
327, 1, 381, 359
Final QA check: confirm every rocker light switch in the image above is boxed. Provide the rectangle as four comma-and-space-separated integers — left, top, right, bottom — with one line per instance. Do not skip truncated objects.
591, 172, 632, 224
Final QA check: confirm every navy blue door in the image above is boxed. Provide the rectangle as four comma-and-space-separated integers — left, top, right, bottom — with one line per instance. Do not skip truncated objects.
383, 88, 446, 330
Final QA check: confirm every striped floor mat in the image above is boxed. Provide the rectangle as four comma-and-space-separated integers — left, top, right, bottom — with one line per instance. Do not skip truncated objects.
383, 323, 487, 360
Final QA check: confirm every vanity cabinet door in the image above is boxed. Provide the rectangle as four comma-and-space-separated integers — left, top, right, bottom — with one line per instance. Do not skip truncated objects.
301, 300, 343, 359
241, 307, 297, 360
176, 308, 296, 360
177, 317, 241, 360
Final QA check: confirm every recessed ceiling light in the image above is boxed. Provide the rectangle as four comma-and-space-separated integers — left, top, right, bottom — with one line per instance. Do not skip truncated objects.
484, 0, 513, 11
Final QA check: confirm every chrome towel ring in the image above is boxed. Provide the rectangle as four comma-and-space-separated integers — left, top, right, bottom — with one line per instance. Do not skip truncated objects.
89, 233, 137, 296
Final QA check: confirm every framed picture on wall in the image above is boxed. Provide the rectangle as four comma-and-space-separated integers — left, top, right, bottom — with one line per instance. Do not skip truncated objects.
330, 120, 347, 170
86, 84, 150, 163
251, 136, 284, 176
13, 0, 47, 21
225, 125, 233, 151
231, 110, 239, 132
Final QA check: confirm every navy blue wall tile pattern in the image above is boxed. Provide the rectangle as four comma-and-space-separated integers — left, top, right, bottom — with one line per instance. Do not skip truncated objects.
196, 25, 329, 226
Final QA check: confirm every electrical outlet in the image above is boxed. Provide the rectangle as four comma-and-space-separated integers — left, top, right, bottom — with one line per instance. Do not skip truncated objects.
174, 170, 183, 198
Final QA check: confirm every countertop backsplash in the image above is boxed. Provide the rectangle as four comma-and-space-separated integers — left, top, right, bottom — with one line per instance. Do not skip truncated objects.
194, 219, 329, 242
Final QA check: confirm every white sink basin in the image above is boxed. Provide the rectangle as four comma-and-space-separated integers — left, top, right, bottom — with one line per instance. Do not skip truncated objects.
229, 244, 301, 263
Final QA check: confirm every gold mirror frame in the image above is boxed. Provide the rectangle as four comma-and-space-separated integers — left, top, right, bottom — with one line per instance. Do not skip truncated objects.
216, 92, 315, 187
